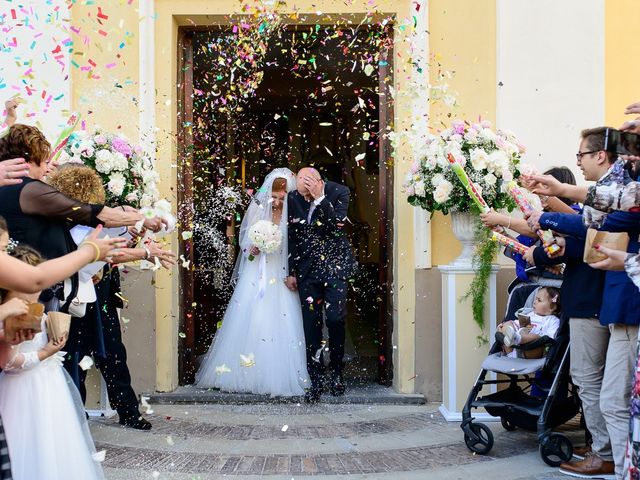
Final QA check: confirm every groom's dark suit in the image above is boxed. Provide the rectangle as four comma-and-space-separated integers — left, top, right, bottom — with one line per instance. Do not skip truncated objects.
288, 181, 357, 389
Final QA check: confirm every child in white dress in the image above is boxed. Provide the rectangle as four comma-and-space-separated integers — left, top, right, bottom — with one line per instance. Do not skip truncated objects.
497, 286, 561, 359
0, 245, 105, 480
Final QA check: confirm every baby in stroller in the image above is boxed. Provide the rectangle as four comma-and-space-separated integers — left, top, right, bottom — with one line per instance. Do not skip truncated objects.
497, 286, 561, 359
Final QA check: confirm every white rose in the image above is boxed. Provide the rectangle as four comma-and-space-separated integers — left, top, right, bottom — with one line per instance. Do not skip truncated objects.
449, 133, 463, 145
143, 169, 160, 184
125, 192, 139, 203
107, 172, 126, 196
501, 169, 514, 182
414, 180, 426, 197
480, 128, 497, 143
470, 148, 488, 171
431, 173, 446, 187
81, 145, 94, 158
57, 150, 72, 165
140, 193, 155, 208
111, 152, 128, 171
483, 173, 497, 186
95, 149, 115, 174
433, 180, 453, 204
487, 150, 508, 173
464, 128, 479, 143
424, 155, 437, 170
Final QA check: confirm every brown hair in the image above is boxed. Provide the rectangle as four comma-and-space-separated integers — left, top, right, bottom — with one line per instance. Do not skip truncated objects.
580, 127, 616, 164
0, 216, 7, 235
0, 245, 44, 298
539, 286, 561, 315
272, 177, 288, 192
9, 245, 44, 266
0, 124, 51, 166
47, 164, 106, 204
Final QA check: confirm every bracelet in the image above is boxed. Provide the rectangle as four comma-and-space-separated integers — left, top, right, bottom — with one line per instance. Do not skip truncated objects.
80, 241, 101, 263
143, 246, 151, 260
507, 217, 512, 229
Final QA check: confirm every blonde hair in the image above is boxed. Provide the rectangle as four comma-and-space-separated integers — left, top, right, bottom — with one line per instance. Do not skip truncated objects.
47, 164, 106, 204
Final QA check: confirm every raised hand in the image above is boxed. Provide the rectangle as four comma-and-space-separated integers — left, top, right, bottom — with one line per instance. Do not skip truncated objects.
148, 241, 176, 269
0, 158, 29, 186
83, 225, 128, 261
302, 175, 324, 200
527, 174, 566, 198
4, 98, 18, 126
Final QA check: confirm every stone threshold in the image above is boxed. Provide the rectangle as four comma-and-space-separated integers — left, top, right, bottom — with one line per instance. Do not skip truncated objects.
145, 385, 426, 405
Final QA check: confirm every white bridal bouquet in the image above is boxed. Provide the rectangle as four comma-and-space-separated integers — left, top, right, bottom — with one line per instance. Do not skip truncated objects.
248, 220, 282, 260
404, 120, 524, 214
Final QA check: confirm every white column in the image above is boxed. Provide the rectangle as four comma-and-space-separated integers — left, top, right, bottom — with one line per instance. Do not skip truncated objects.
139, 0, 156, 156
439, 265, 499, 422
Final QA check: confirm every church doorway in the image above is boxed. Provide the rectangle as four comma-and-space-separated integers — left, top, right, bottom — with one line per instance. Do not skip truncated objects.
177, 23, 394, 390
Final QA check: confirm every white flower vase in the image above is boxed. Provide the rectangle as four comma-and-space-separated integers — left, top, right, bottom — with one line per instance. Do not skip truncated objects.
450, 211, 479, 267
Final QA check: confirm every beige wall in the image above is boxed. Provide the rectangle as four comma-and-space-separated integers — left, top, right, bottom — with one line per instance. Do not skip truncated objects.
415, 267, 514, 401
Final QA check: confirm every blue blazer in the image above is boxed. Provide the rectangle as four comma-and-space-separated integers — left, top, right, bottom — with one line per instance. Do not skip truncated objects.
540, 211, 640, 326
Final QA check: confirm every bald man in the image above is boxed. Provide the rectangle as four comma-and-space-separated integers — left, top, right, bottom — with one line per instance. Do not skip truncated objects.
286, 167, 357, 403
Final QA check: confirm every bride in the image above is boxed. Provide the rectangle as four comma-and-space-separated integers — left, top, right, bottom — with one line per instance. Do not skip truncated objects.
196, 168, 310, 396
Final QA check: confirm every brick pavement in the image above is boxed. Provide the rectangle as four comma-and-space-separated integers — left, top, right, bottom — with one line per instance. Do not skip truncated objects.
90, 403, 579, 479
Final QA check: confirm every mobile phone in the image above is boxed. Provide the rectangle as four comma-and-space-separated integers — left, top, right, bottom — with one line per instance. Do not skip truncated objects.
605, 128, 640, 157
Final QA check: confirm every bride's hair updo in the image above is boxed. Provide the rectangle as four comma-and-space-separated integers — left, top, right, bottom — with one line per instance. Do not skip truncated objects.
272, 177, 287, 192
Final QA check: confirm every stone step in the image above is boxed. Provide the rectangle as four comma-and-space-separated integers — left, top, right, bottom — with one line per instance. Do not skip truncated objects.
145, 384, 427, 406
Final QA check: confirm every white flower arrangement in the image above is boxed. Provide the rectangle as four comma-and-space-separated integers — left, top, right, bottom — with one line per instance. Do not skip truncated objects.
61, 127, 160, 209
404, 119, 524, 214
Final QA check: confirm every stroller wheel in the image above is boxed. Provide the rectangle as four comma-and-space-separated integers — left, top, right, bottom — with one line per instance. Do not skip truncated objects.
539, 433, 573, 467
463, 422, 494, 455
500, 417, 517, 431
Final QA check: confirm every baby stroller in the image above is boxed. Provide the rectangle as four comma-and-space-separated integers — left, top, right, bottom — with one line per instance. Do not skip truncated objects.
460, 268, 581, 467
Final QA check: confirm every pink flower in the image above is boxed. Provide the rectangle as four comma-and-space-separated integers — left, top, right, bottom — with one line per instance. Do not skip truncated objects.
481, 120, 492, 128
410, 161, 420, 174
494, 137, 507, 149
94, 134, 107, 145
452, 120, 466, 135
111, 137, 133, 157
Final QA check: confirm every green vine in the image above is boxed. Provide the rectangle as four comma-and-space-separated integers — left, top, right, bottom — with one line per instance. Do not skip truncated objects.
461, 222, 498, 345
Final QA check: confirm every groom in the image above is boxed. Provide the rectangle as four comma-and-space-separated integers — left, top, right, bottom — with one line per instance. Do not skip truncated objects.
286, 167, 357, 403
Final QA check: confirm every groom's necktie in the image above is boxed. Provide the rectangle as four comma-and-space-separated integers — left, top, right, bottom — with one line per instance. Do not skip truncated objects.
307, 201, 316, 224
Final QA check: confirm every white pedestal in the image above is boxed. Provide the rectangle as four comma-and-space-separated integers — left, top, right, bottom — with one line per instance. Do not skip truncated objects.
439, 264, 499, 422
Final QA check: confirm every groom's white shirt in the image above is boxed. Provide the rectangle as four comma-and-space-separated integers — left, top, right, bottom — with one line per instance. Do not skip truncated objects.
306, 189, 326, 224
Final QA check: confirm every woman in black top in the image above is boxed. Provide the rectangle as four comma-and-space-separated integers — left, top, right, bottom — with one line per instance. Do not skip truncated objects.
0, 124, 165, 262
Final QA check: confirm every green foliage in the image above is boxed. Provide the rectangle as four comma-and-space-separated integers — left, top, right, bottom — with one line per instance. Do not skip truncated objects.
461, 223, 498, 345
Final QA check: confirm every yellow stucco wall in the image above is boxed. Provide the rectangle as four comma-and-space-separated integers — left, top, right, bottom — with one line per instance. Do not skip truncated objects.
604, 0, 640, 127
428, 0, 497, 266
70, 1, 140, 139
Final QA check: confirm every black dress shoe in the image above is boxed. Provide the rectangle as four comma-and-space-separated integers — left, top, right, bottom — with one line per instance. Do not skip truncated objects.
329, 371, 346, 397
119, 414, 152, 430
304, 389, 321, 404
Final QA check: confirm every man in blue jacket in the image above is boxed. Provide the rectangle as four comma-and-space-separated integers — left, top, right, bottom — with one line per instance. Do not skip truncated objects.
527, 127, 640, 479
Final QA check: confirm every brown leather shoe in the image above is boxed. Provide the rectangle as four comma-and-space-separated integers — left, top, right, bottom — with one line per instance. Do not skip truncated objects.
571, 444, 592, 460
559, 454, 615, 479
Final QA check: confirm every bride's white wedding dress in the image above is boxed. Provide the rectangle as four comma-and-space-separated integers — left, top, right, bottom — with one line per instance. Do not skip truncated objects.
196, 169, 310, 397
